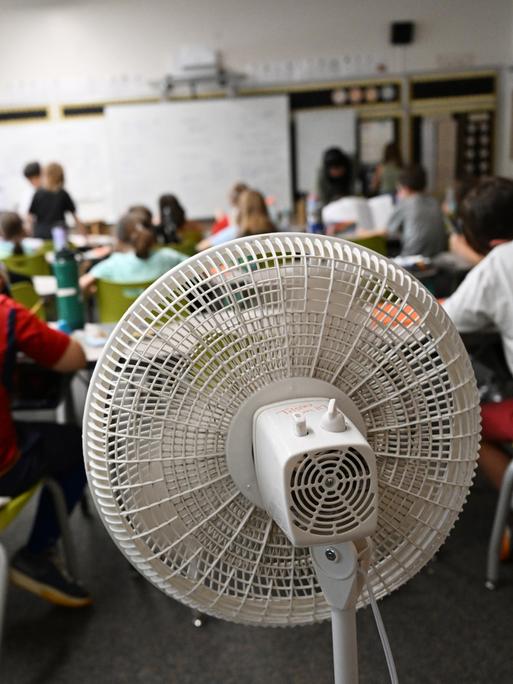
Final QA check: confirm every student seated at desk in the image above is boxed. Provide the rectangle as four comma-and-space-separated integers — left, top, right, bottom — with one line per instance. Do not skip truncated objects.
128, 204, 153, 229
444, 177, 513, 504
386, 164, 447, 258
316, 147, 353, 208
443, 175, 483, 268
29, 162, 84, 240
80, 213, 186, 290
210, 182, 249, 235
0, 271, 90, 607
155, 194, 204, 246
369, 142, 403, 196
197, 189, 276, 250
0, 212, 36, 258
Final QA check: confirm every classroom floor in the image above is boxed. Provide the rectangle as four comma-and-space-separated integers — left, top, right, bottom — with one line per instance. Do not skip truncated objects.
2, 475, 511, 684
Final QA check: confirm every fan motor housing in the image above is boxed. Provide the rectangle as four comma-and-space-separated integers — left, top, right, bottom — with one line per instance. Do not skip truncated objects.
253, 398, 378, 547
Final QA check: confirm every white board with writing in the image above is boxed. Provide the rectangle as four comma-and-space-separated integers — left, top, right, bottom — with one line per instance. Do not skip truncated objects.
295, 108, 356, 194
106, 96, 292, 218
359, 119, 395, 165
0, 118, 113, 222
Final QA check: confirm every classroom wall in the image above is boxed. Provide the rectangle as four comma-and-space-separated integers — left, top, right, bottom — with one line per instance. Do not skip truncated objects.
496, 69, 513, 177
0, 0, 512, 106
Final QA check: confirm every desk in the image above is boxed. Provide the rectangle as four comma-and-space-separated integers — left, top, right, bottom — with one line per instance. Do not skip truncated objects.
73, 324, 116, 365
71, 234, 114, 249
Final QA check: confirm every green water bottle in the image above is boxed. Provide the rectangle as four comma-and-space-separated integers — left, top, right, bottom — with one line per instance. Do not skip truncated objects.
52, 236, 84, 331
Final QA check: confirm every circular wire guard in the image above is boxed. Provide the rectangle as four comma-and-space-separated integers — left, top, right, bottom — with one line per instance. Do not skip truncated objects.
84, 234, 480, 626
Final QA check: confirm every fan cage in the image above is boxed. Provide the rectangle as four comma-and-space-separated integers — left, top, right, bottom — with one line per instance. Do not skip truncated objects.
84, 234, 480, 627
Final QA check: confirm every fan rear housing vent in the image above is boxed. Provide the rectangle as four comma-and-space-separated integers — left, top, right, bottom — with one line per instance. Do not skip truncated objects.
289, 447, 375, 537
252, 397, 378, 546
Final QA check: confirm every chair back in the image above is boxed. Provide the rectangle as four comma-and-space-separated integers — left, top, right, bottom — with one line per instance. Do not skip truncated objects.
2, 252, 51, 277
322, 197, 374, 230
96, 279, 153, 323
10, 281, 46, 320
347, 234, 387, 256
368, 195, 395, 229
0, 484, 40, 533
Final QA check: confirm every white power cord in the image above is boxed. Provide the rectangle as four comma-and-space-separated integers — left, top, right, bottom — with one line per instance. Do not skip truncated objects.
362, 572, 399, 684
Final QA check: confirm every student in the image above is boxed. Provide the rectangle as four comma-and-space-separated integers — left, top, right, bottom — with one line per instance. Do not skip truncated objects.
386, 165, 447, 257
197, 189, 276, 250
29, 162, 82, 239
210, 182, 249, 235
0, 212, 36, 258
23, 161, 42, 190
0, 276, 90, 607
370, 142, 403, 196
443, 177, 513, 500
155, 194, 203, 246
444, 175, 482, 267
128, 204, 153, 229
19, 161, 42, 217
80, 213, 186, 290
316, 147, 353, 207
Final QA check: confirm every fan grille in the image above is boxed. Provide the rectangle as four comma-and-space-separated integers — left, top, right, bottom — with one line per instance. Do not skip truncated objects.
289, 448, 375, 537
84, 234, 480, 626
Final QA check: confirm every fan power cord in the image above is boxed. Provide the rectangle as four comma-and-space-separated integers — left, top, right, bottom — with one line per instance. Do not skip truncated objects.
362, 572, 399, 684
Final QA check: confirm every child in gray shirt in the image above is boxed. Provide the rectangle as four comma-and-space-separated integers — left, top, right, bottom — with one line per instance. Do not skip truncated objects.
387, 165, 447, 257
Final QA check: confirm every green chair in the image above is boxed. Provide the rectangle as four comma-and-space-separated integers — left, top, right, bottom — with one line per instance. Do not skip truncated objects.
155, 242, 197, 257
1, 252, 51, 277
9, 281, 46, 321
171, 241, 197, 257
0, 484, 40, 535
41, 241, 79, 254
40, 241, 55, 254
346, 234, 388, 256
96, 279, 153, 323
0, 479, 79, 651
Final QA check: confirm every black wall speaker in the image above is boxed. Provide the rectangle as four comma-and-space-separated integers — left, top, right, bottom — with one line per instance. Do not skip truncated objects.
390, 21, 415, 45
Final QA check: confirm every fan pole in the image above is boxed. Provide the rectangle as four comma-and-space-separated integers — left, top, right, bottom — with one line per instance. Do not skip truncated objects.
331, 607, 358, 684
311, 542, 365, 684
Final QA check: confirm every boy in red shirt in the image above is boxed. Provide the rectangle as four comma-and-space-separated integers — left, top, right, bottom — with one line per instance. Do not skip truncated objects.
0, 283, 91, 607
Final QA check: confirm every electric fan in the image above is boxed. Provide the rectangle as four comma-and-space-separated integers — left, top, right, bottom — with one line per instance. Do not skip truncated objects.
84, 234, 480, 683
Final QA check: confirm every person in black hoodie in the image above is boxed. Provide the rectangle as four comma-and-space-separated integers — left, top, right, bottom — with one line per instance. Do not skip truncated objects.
315, 147, 353, 207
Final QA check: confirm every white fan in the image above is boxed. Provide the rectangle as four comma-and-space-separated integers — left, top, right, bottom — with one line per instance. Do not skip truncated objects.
84, 234, 480, 683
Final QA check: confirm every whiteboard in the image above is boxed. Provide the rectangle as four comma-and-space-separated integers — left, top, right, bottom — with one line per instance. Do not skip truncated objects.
295, 108, 356, 194
359, 119, 395, 165
106, 96, 292, 218
0, 118, 113, 222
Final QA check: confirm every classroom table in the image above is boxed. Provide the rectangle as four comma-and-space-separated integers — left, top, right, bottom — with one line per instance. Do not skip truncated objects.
72, 324, 116, 365
70, 234, 114, 249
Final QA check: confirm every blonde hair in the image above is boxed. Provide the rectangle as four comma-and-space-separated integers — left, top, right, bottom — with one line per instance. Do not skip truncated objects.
237, 190, 275, 237
44, 162, 65, 191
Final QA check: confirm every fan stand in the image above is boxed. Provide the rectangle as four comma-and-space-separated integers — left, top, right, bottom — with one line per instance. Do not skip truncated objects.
311, 541, 370, 684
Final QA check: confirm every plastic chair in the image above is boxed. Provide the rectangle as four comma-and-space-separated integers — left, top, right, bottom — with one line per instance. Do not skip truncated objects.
9, 281, 46, 321
322, 197, 374, 230
0, 479, 79, 657
1, 252, 51, 277
154, 242, 197, 257
96, 279, 153, 323
368, 195, 395, 229
346, 234, 387, 256
486, 453, 513, 590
